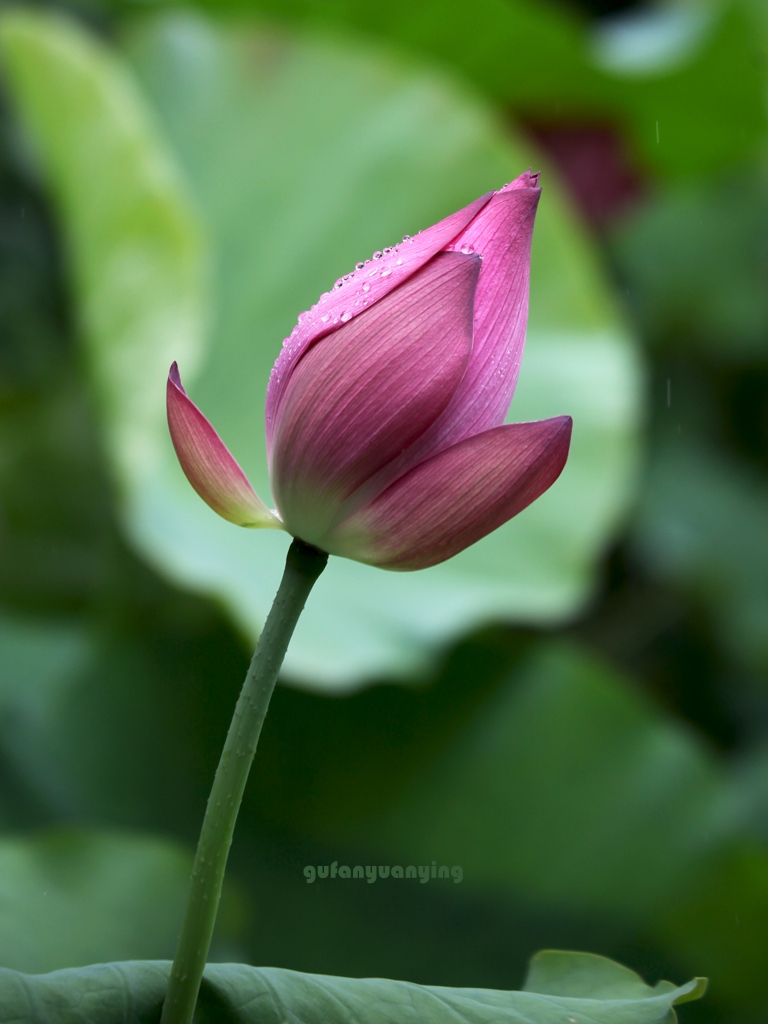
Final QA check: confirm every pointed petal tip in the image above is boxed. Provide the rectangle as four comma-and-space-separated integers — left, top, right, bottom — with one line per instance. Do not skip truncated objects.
553, 413, 573, 435
499, 169, 541, 194
551, 414, 573, 453
166, 369, 283, 531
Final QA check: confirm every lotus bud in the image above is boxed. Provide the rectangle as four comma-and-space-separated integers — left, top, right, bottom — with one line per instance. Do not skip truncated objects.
168, 172, 572, 570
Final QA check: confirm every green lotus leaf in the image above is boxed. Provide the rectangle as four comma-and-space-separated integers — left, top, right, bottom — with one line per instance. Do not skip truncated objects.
0, 9, 642, 688
0, 951, 704, 1024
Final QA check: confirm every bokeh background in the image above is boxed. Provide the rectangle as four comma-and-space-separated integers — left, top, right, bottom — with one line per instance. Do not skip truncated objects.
0, 0, 767, 1021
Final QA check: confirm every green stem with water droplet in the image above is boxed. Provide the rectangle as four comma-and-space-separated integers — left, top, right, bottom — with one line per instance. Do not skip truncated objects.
160, 538, 328, 1024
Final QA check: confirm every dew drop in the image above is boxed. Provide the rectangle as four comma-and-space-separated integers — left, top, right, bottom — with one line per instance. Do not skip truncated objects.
402, 234, 412, 241
340, 310, 352, 322
362, 282, 371, 292
372, 250, 383, 259
368, 267, 378, 277
380, 267, 392, 277
334, 280, 344, 289
396, 258, 403, 265
320, 314, 330, 323
355, 261, 365, 271
460, 244, 474, 254
382, 247, 392, 255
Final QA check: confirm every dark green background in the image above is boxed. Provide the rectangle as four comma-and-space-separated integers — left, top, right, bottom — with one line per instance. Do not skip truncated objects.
0, 1, 767, 1022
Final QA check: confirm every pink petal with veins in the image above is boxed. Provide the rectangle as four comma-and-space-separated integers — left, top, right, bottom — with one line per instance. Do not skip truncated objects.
339, 172, 541, 502
371, 173, 541, 489
167, 363, 283, 530
437, 172, 541, 437
270, 252, 481, 547
327, 415, 572, 570
265, 191, 493, 451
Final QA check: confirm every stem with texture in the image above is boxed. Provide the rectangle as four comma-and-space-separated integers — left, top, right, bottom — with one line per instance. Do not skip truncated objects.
160, 538, 328, 1024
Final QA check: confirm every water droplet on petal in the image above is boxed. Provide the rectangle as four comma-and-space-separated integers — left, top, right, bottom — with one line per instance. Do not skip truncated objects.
320, 314, 330, 323
380, 267, 392, 277
372, 250, 382, 260
355, 262, 365, 271
368, 268, 378, 277
460, 244, 474, 254
334, 280, 344, 289
362, 282, 371, 292
340, 310, 352, 322
382, 247, 392, 255
402, 234, 411, 241
396, 258, 403, 265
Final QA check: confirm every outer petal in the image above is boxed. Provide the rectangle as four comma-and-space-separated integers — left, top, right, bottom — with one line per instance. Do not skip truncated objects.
167, 363, 283, 529
439, 171, 540, 436
348, 172, 542, 492
265, 191, 493, 450
270, 252, 481, 546
326, 415, 572, 571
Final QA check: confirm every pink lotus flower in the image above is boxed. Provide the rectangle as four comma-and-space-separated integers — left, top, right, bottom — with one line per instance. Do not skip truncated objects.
167, 172, 572, 571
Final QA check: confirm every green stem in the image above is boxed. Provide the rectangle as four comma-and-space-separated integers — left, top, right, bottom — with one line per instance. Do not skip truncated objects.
160, 538, 328, 1024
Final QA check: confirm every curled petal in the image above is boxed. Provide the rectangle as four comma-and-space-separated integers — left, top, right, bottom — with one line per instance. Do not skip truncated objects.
327, 416, 572, 570
167, 363, 283, 530
440, 172, 541, 434
270, 252, 481, 545
265, 190, 493, 450
391, 171, 542, 474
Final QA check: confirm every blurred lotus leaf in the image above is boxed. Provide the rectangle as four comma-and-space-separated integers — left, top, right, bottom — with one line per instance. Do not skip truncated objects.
274, 642, 742, 920
0, 830, 196, 974
0, 9, 642, 687
612, 173, 768, 361
186, 0, 767, 178
0, 615, 755, 1010
634, 438, 768, 673
0, 611, 244, 833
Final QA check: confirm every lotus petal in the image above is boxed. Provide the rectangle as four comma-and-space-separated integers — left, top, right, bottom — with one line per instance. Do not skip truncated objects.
438, 171, 541, 437
265, 191, 493, 449
270, 252, 481, 546
328, 415, 572, 570
167, 363, 283, 529
383, 173, 541, 484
